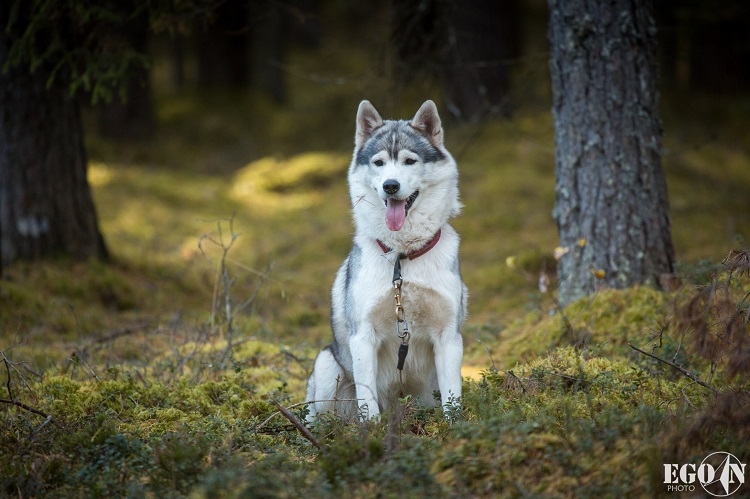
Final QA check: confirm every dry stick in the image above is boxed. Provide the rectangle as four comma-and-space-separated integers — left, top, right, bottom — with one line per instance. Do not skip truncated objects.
199, 216, 244, 368
76, 322, 150, 355
233, 262, 271, 317
275, 401, 324, 450
4, 356, 11, 398
70, 352, 101, 382
0, 397, 52, 419
32, 415, 54, 437
219, 235, 236, 367
2, 351, 31, 390
1, 356, 56, 427
475, 338, 497, 371
505, 370, 527, 394
255, 401, 312, 432
628, 343, 718, 394
255, 400, 353, 433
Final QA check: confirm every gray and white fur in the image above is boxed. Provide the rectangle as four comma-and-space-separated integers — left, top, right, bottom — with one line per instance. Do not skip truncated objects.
306, 100, 467, 421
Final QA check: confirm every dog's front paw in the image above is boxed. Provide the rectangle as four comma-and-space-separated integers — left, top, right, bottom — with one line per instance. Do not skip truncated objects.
358, 400, 381, 421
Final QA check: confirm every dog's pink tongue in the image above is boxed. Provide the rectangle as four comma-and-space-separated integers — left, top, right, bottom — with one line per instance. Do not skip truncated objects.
385, 198, 406, 231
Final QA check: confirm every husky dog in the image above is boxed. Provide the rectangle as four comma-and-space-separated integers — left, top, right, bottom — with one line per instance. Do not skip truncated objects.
306, 100, 467, 421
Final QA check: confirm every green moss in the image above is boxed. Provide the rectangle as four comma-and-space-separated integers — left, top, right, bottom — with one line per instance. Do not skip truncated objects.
489, 286, 670, 369
444, 346, 703, 497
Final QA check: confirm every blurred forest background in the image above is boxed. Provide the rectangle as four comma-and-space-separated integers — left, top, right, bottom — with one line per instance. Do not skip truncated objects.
1, 0, 750, 496
1, 0, 749, 425
73, 0, 750, 341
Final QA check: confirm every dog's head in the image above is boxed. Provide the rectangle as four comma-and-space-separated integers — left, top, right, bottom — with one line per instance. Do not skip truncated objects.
348, 100, 461, 244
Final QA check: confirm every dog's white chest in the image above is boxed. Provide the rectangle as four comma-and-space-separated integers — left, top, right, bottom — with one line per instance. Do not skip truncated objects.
367, 282, 453, 338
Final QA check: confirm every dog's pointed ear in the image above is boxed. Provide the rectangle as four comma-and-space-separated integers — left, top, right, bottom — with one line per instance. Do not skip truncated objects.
411, 100, 443, 146
355, 100, 384, 148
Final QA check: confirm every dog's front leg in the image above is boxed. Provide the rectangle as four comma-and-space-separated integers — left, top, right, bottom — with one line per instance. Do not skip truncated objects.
434, 329, 464, 419
349, 331, 381, 420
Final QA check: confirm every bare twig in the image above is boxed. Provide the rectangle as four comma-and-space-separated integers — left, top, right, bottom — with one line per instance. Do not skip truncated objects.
516, 262, 585, 347
1, 353, 56, 427
255, 400, 310, 432
544, 292, 583, 347
474, 338, 497, 371
75, 322, 150, 355
167, 337, 202, 385
4, 356, 11, 399
628, 343, 717, 393
32, 415, 54, 436
2, 350, 31, 392
0, 397, 53, 419
505, 370, 527, 394
233, 262, 272, 317
334, 374, 341, 416
255, 399, 358, 433
2, 351, 34, 399
69, 352, 101, 381
275, 401, 324, 450
199, 214, 268, 369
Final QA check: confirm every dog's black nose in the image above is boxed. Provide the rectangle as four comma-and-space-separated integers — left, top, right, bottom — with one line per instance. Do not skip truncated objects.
383, 179, 400, 195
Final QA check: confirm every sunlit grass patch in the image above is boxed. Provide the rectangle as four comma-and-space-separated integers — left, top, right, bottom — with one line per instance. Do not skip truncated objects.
230, 152, 349, 211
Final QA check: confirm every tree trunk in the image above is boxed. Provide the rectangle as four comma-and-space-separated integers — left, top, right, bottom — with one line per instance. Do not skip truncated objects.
196, 0, 250, 88
548, 0, 674, 306
98, 9, 155, 141
440, 0, 520, 121
656, 1, 750, 94
389, 0, 520, 121
0, 38, 108, 270
98, 67, 155, 141
249, 0, 287, 104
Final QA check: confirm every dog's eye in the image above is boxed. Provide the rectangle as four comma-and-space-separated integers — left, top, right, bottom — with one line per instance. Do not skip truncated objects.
404, 158, 417, 166
373, 159, 384, 167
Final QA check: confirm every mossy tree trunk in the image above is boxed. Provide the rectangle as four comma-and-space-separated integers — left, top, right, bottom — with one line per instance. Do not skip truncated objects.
0, 36, 108, 271
548, 0, 674, 306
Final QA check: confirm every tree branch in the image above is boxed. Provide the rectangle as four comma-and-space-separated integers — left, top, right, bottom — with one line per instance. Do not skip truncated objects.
628, 343, 717, 393
1, 353, 57, 427
274, 401, 324, 450
75, 322, 150, 355
0, 397, 52, 419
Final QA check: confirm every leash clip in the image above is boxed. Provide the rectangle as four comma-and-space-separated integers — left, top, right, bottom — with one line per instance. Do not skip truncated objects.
396, 320, 410, 370
392, 254, 410, 371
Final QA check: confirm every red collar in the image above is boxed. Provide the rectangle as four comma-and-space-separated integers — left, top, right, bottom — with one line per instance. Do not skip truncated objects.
376, 229, 442, 260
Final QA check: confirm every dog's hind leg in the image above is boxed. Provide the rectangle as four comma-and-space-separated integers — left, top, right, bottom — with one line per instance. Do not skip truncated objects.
306, 346, 356, 422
